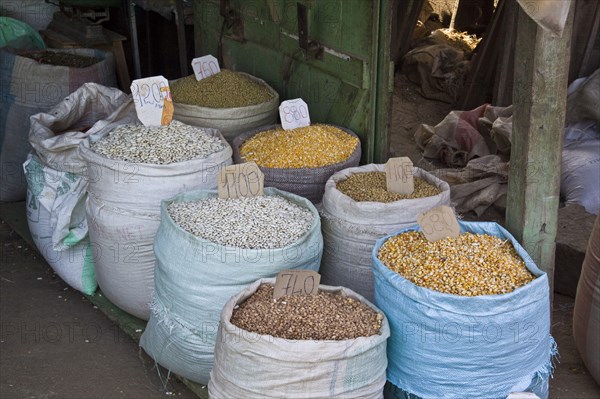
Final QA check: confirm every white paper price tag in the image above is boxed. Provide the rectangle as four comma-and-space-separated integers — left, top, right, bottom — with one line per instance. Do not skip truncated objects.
191, 55, 220, 81
130, 76, 173, 127
279, 98, 310, 130
385, 157, 414, 194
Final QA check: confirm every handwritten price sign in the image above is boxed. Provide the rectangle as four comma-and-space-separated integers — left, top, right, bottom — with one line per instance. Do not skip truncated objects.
279, 98, 310, 130
417, 205, 460, 242
273, 270, 321, 300
130, 76, 173, 127
191, 55, 220, 81
218, 162, 264, 199
385, 157, 414, 194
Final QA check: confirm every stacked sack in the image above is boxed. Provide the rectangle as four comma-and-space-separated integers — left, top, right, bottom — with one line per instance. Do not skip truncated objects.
320, 164, 450, 301
79, 106, 232, 320
1, 48, 116, 201
24, 83, 129, 295
140, 188, 323, 384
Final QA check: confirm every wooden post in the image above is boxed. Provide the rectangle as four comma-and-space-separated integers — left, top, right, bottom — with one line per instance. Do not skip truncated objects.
506, 5, 573, 298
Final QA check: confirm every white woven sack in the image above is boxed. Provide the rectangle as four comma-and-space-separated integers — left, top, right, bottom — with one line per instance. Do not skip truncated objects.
320, 164, 450, 301
208, 278, 390, 398
172, 72, 279, 143
86, 194, 159, 319
140, 187, 323, 384
80, 107, 233, 319
24, 155, 96, 295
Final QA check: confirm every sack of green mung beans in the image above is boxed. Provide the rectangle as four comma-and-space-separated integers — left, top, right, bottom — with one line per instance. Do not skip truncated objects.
80, 104, 233, 319
139, 187, 323, 384
233, 123, 361, 204
319, 163, 450, 302
170, 70, 279, 143
373, 221, 557, 399
208, 278, 389, 398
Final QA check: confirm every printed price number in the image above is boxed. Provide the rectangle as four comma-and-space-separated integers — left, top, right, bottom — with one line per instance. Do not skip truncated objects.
191, 55, 220, 81
279, 98, 310, 130
417, 205, 460, 242
273, 270, 321, 300
385, 157, 414, 194
130, 76, 173, 126
217, 162, 264, 199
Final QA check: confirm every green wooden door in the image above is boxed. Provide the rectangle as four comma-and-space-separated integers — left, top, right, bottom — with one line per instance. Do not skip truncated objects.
194, 0, 393, 163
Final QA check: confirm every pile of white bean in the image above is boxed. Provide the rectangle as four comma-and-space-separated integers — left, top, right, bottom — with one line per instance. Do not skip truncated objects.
90, 120, 225, 164
167, 195, 314, 249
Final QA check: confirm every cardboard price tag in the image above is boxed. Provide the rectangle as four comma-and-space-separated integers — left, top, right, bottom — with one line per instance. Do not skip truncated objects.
273, 270, 321, 300
279, 98, 310, 130
191, 55, 220, 81
417, 205, 460, 242
218, 162, 264, 199
130, 76, 173, 127
385, 157, 414, 194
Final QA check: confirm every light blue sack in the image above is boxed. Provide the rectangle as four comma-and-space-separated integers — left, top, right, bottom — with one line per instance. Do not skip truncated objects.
140, 187, 323, 385
373, 221, 556, 399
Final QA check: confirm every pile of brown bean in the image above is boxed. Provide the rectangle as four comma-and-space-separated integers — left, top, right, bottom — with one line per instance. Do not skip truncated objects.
239, 124, 359, 168
337, 172, 442, 202
170, 70, 274, 108
230, 284, 383, 340
378, 232, 536, 296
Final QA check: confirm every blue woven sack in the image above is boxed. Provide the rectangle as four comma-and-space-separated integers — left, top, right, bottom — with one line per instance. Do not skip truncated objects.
373, 221, 556, 399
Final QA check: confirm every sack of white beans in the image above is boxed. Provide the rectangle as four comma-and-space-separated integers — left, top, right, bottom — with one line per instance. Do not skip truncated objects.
140, 187, 323, 384
80, 102, 232, 319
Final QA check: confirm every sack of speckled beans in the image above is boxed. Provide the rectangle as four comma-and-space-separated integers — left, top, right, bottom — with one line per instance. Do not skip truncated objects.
79, 105, 232, 320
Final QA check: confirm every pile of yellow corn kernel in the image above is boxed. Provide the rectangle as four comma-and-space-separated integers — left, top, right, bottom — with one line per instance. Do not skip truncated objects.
239, 124, 359, 168
377, 232, 536, 296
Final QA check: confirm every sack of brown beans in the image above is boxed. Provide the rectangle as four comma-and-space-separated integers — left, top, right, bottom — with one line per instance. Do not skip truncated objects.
373, 221, 557, 399
139, 187, 323, 384
319, 163, 450, 302
208, 278, 390, 398
574, 213, 600, 385
233, 123, 361, 204
170, 70, 279, 143
79, 102, 233, 319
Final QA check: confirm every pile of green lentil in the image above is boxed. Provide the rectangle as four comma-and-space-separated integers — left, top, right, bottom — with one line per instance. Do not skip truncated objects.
230, 284, 383, 340
240, 124, 359, 168
170, 70, 274, 108
378, 232, 536, 296
337, 171, 442, 202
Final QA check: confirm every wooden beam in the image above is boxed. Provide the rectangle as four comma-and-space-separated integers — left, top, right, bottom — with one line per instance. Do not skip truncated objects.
505, 5, 573, 298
